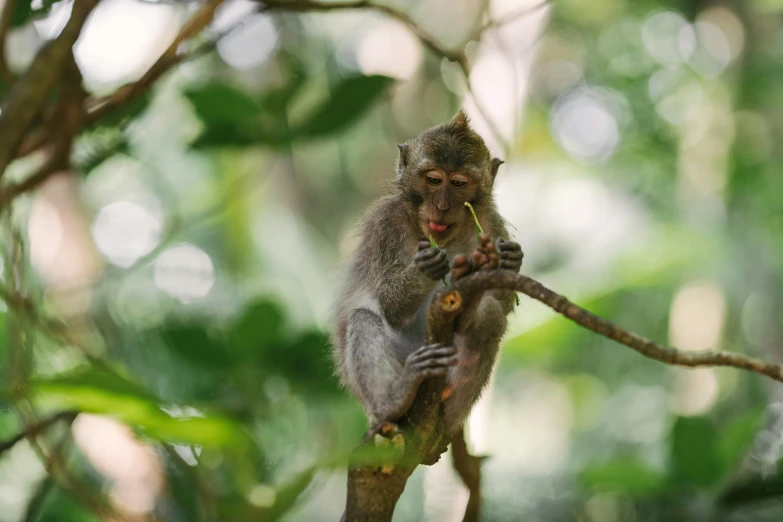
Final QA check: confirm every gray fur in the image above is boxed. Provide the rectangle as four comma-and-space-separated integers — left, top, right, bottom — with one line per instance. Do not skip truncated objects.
331, 111, 521, 436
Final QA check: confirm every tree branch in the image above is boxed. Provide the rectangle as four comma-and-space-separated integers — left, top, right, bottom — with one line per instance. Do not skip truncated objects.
0, 53, 86, 209
0, 410, 77, 456
0, 0, 98, 178
0, 0, 16, 84
345, 266, 783, 520
84, 0, 227, 124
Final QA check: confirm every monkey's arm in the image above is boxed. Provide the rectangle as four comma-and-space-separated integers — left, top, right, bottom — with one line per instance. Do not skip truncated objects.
345, 309, 458, 424
375, 241, 449, 328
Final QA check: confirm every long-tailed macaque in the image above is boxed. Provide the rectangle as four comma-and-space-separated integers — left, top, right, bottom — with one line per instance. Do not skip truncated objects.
331, 111, 522, 438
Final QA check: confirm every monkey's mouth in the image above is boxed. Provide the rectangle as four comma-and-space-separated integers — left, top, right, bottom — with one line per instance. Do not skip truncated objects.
428, 221, 449, 233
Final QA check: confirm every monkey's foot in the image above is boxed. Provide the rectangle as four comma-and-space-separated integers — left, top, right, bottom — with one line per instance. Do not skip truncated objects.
368, 422, 405, 474
451, 232, 499, 281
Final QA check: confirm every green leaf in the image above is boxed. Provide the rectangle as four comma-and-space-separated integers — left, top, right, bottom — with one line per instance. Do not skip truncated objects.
669, 416, 723, 489
185, 83, 278, 148
294, 75, 394, 138
161, 325, 233, 369
579, 458, 666, 497
231, 300, 285, 357
184, 84, 262, 126
32, 366, 250, 449
33, 365, 160, 406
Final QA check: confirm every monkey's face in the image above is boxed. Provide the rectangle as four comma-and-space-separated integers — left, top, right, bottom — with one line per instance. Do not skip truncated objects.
397, 111, 503, 245
415, 166, 480, 245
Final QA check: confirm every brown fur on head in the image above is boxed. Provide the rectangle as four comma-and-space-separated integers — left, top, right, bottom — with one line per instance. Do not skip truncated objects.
395, 111, 504, 246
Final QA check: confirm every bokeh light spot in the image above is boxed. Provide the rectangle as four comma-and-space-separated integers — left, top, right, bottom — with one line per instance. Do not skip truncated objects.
357, 21, 422, 81
91, 200, 163, 268
217, 13, 278, 70
551, 88, 620, 163
154, 243, 215, 303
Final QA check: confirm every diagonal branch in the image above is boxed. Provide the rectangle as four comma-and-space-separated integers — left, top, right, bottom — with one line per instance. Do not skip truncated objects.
461, 270, 783, 382
85, 0, 227, 124
0, 0, 98, 178
0, 53, 87, 210
0, 410, 77, 456
346, 266, 783, 520
0, 0, 16, 83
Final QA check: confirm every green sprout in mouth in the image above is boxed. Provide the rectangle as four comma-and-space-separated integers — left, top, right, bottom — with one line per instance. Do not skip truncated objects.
464, 201, 483, 238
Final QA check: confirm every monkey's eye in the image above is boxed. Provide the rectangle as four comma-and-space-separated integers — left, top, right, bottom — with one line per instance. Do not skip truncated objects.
426, 172, 443, 185
451, 175, 468, 188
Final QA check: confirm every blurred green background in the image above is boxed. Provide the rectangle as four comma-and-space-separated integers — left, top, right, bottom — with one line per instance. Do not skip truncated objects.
2, 0, 783, 520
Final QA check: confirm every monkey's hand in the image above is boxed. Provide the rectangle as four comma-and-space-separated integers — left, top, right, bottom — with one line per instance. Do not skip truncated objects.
496, 238, 523, 273
383, 344, 458, 421
415, 240, 450, 281
451, 233, 500, 281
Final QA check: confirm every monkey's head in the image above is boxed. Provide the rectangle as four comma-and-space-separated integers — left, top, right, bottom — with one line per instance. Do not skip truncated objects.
395, 110, 503, 245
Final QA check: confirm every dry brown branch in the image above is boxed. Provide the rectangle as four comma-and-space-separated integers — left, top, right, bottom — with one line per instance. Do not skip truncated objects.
0, 0, 16, 83
0, 410, 77, 456
85, 0, 228, 124
0, 54, 86, 209
0, 0, 98, 178
345, 266, 783, 520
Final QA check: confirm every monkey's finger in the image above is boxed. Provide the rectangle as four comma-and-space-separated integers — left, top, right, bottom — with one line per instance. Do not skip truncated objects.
500, 250, 524, 260
497, 240, 522, 253
500, 260, 521, 270
418, 254, 448, 271
432, 264, 450, 279
416, 355, 460, 369
451, 254, 469, 268
418, 240, 433, 251
415, 248, 438, 261
411, 346, 458, 361
417, 367, 449, 379
411, 343, 441, 355
486, 253, 500, 269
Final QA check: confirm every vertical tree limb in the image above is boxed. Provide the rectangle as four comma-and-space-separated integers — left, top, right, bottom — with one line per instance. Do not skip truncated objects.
0, 0, 98, 177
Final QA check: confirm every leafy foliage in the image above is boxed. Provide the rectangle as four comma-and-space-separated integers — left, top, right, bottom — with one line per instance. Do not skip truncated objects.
186, 75, 394, 149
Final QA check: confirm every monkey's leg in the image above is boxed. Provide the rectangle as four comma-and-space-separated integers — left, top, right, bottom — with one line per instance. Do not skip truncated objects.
451, 427, 488, 522
346, 309, 459, 424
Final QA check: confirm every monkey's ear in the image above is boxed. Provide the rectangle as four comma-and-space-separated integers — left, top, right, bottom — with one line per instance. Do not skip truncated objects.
450, 110, 470, 129
396, 143, 410, 180
490, 158, 504, 178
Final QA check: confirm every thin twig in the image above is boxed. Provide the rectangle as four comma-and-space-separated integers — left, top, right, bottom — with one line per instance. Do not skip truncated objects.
451, 270, 783, 383
85, 0, 228, 124
0, 410, 77, 456
21, 422, 74, 522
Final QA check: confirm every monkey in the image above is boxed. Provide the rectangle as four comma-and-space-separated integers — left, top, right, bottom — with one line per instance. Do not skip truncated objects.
331, 111, 523, 440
